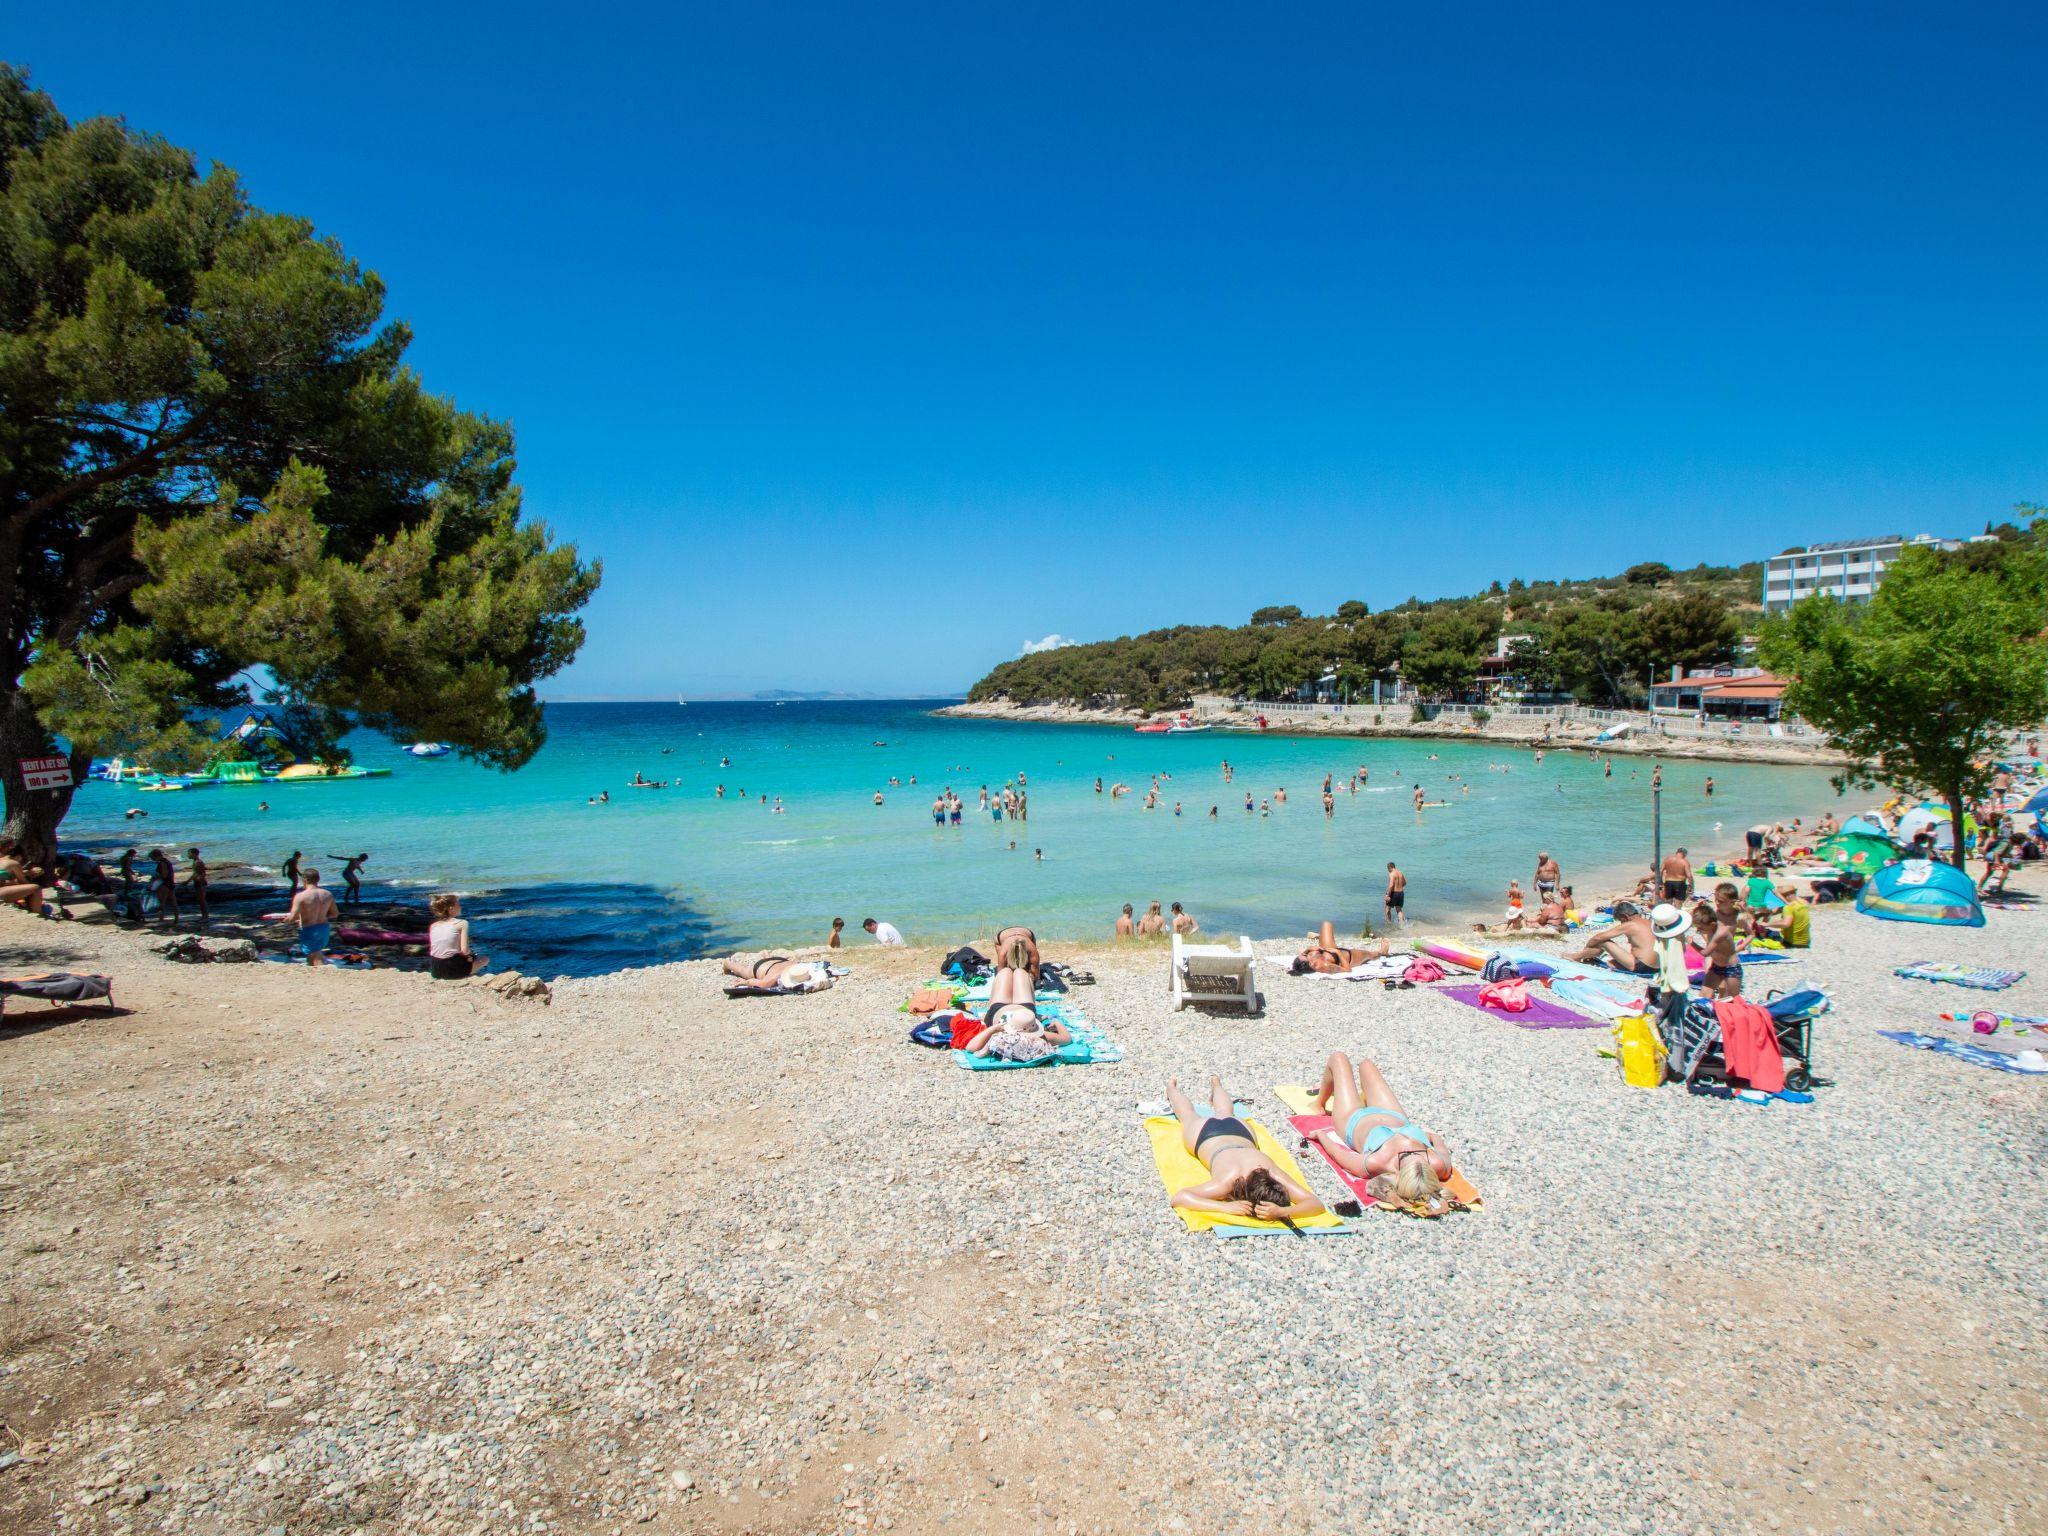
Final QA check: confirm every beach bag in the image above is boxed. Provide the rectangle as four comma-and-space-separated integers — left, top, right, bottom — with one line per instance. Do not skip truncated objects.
1611, 1014, 1666, 1089
942, 946, 990, 981
907, 1016, 953, 1049
1477, 979, 1531, 1013
1481, 954, 1521, 983
1403, 958, 1445, 984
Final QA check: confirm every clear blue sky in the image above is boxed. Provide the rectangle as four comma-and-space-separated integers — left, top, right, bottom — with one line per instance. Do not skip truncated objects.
14, 4, 2046, 697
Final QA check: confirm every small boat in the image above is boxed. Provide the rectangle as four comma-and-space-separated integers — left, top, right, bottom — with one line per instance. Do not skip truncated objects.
408, 742, 450, 758
1133, 721, 1171, 734
1167, 722, 1211, 734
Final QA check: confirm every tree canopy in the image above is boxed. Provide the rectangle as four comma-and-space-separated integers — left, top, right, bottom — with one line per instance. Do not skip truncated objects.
0, 66, 599, 858
970, 559, 1754, 711
1757, 528, 2048, 867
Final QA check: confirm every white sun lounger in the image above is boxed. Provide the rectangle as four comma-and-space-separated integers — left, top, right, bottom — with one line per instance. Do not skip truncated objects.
1171, 933, 1259, 1014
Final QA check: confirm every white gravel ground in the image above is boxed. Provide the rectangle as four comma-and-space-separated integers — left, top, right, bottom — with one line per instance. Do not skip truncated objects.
1, 881, 2042, 1536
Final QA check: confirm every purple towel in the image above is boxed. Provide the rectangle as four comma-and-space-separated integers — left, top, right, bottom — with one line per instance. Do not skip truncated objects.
1439, 982, 1601, 1029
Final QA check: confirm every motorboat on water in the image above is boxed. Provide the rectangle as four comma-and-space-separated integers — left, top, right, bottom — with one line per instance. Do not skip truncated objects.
408, 741, 451, 758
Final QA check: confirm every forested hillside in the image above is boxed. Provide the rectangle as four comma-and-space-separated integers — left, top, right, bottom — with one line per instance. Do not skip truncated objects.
969, 560, 1762, 711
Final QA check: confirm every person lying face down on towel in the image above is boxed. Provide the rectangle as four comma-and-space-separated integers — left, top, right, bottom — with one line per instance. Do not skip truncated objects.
961, 930, 1071, 1062
1167, 1075, 1326, 1223
1567, 901, 1657, 975
1310, 1052, 1459, 1216
1289, 921, 1392, 975
974, 925, 1041, 986
721, 954, 830, 991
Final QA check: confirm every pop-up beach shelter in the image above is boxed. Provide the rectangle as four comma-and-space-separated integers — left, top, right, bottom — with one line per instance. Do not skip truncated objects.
1894, 804, 1967, 853
1815, 831, 1897, 876
1839, 814, 1891, 839
1857, 858, 1986, 927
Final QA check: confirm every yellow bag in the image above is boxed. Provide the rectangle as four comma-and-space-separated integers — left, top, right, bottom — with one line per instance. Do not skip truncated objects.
1612, 1014, 1666, 1089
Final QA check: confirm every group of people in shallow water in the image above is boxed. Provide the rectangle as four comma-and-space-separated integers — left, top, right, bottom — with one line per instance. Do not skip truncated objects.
1114, 900, 1198, 937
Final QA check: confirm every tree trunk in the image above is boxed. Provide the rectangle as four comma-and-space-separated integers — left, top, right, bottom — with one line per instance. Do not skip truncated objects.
1943, 784, 1972, 871
0, 691, 81, 869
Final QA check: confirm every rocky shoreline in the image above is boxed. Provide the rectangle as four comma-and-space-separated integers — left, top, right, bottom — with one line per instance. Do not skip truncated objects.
936, 697, 1851, 766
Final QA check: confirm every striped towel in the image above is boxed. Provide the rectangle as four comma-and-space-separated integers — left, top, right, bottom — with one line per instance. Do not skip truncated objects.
1894, 962, 2027, 991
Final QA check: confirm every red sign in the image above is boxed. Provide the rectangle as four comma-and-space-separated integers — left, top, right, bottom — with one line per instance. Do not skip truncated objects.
21, 756, 72, 791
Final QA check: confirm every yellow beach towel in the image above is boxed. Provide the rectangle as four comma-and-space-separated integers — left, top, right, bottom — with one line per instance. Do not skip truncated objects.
1142, 1113, 1347, 1234
1271, 1085, 1484, 1212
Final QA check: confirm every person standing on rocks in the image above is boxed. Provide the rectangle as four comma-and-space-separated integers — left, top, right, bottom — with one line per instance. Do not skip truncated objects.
328, 851, 368, 905
149, 848, 180, 926
282, 850, 303, 893
186, 847, 210, 925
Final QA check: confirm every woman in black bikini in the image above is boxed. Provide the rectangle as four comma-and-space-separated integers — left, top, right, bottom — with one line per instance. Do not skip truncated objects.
1167, 1076, 1325, 1222
722, 954, 815, 988
1289, 921, 1392, 975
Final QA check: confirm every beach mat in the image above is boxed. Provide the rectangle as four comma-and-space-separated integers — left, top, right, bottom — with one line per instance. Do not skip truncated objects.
1271, 1086, 1482, 1214
1140, 1111, 1347, 1236
1879, 1030, 2048, 1074
1894, 962, 2026, 991
1439, 982, 1600, 1029
953, 1000, 1121, 1070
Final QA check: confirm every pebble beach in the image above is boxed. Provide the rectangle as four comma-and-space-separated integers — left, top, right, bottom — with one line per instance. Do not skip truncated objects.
1, 880, 2043, 1536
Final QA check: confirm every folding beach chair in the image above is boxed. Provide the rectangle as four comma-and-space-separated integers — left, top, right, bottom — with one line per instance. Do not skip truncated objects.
1170, 933, 1259, 1014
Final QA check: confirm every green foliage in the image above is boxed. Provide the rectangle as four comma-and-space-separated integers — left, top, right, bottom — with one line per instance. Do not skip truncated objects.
0, 66, 599, 854
1250, 604, 1304, 627
971, 546, 1759, 710
1624, 561, 1672, 585
1758, 537, 2048, 867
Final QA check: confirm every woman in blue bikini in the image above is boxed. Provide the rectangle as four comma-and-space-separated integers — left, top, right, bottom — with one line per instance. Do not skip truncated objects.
1311, 1051, 1457, 1214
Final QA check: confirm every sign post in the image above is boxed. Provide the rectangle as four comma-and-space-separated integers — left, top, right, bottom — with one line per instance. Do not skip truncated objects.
21, 756, 73, 792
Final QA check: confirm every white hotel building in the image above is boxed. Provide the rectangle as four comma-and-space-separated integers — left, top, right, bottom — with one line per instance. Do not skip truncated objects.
1760, 533, 1965, 615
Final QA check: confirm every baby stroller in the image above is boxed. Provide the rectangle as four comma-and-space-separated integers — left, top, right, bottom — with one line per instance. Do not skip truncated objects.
1664, 988, 1826, 1093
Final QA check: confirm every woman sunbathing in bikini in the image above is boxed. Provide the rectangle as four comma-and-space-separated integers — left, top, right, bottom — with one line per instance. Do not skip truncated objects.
961, 929, 1070, 1062
1310, 1051, 1457, 1214
721, 954, 829, 989
1167, 1075, 1326, 1222
1289, 921, 1392, 975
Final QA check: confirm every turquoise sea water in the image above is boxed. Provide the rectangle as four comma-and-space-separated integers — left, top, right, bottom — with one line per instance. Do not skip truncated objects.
61, 700, 1848, 975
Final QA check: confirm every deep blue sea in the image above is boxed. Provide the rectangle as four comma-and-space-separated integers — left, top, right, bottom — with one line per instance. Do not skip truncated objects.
60, 700, 1848, 976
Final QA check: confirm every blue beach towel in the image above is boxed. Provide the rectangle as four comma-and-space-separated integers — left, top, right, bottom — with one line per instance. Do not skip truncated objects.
1880, 1030, 2048, 1074
1893, 962, 2026, 991
952, 1000, 1122, 1070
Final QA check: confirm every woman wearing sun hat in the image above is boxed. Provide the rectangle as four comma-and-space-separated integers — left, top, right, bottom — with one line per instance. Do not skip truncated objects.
1646, 903, 1693, 1041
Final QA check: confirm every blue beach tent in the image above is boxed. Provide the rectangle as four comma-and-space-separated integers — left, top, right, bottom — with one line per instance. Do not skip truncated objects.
1839, 814, 1892, 840
1857, 858, 1985, 927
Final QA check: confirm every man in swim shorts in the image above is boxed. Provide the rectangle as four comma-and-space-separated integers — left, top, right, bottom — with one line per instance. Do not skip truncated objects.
1660, 847, 1692, 903
286, 869, 339, 967
1384, 862, 1406, 925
